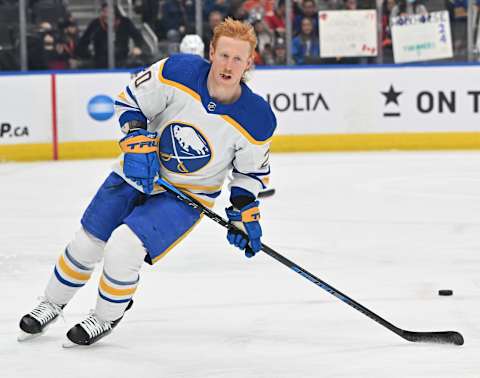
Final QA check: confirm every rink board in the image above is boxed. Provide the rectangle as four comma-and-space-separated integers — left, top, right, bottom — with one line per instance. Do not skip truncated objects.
1, 65, 480, 161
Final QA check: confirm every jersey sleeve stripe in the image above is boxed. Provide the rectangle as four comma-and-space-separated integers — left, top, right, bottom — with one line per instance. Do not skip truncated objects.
233, 167, 271, 177
221, 115, 273, 146
232, 169, 269, 189
114, 100, 138, 110
125, 85, 140, 107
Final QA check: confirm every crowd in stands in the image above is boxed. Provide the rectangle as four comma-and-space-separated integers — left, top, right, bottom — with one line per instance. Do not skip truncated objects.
0, 0, 477, 71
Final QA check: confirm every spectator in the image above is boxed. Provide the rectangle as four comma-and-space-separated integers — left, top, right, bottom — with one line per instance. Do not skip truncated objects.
259, 42, 275, 65
381, 0, 396, 63
294, 0, 319, 37
203, 10, 224, 56
38, 21, 54, 34
272, 37, 287, 64
242, 0, 275, 15
138, 0, 160, 28
264, 0, 287, 35
227, 1, 250, 21
325, 0, 344, 10
390, 0, 427, 20
292, 17, 320, 64
160, 0, 196, 38
76, 3, 145, 68
446, 0, 480, 59
42, 32, 70, 70
204, 0, 230, 17
252, 18, 274, 56
166, 29, 182, 55
59, 19, 80, 68
343, 0, 358, 10
27, 21, 54, 70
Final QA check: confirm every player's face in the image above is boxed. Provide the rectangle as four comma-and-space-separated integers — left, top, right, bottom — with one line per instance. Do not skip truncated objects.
209, 36, 253, 88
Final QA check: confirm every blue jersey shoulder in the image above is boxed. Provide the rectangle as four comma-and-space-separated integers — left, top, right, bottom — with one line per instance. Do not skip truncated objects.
162, 54, 208, 92
230, 86, 277, 142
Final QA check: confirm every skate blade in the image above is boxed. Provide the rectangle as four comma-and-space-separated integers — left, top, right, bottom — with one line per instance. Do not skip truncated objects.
62, 337, 94, 348
17, 330, 43, 342
62, 338, 82, 348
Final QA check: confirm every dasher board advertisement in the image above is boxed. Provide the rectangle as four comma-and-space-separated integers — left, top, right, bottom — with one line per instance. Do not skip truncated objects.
0, 75, 52, 145
250, 65, 480, 135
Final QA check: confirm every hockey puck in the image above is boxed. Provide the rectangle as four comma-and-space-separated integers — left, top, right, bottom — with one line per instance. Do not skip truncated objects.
438, 289, 453, 296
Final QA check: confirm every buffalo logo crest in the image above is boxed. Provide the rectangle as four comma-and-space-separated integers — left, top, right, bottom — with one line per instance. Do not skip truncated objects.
159, 122, 212, 173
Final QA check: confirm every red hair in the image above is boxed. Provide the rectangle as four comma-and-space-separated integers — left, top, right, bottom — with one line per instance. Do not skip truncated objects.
211, 17, 257, 57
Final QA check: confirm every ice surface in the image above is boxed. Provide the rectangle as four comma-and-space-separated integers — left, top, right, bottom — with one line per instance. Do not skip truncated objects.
1, 152, 479, 377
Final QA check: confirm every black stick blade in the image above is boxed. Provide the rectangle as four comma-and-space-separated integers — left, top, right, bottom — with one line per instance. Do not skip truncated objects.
258, 188, 276, 198
401, 330, 464, 346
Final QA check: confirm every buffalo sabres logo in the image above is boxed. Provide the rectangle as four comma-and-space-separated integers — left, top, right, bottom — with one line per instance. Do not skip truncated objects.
159, 122, 212, 173
207, 101, 216, 112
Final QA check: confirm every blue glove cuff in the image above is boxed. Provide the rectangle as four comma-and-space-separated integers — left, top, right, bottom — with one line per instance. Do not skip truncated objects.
225, 206, 241, 222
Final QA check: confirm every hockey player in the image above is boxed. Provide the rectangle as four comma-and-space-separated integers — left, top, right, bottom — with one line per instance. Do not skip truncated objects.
179, 34, 205, 57
179, 33, 276, 198
18, 18, 276, 347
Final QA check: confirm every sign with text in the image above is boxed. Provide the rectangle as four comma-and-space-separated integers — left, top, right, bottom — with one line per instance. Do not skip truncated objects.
391, 11, 453, 63
0, 75, 52, 145
319, 10, 377, 57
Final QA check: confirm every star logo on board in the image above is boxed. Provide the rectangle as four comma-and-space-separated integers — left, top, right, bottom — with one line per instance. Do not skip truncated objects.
381, 84, 403, 117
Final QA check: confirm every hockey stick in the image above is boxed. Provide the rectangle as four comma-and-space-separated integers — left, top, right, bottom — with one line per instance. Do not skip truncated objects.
157, 178, 464, 346
258, 188, 276, 198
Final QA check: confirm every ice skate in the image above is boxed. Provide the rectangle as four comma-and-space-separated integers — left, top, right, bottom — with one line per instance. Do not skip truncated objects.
18, 298, 64, 342
62, 299, 133, 348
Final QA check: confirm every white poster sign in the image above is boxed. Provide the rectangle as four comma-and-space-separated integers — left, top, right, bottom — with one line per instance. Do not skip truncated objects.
56, 72, 131, 142
319, 10, 378, 57
0, 75, 52, 145
391, 11, 453, 63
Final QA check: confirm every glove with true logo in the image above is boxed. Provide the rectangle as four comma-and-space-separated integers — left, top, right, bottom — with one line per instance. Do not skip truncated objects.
119, 129, 160, 194
225, 201, 262, 258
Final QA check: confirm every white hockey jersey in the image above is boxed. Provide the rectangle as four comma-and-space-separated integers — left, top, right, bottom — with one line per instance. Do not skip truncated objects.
113, 54, 277, 207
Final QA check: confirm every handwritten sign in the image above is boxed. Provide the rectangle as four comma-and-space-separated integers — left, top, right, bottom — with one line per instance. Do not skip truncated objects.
319, 10, 378, 57
391, 11, 453, 63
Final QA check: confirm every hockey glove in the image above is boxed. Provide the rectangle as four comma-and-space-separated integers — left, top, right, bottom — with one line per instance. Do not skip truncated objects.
119, 129, 160, 194
225, 201, 262, 258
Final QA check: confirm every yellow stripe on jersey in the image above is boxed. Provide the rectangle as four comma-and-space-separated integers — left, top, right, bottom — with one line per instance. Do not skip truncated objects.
171, 182, 222, 192
156, 178, 217, 207
158, 61, 201, 101
118, 91, 129, 103
221, 115, 273, 146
